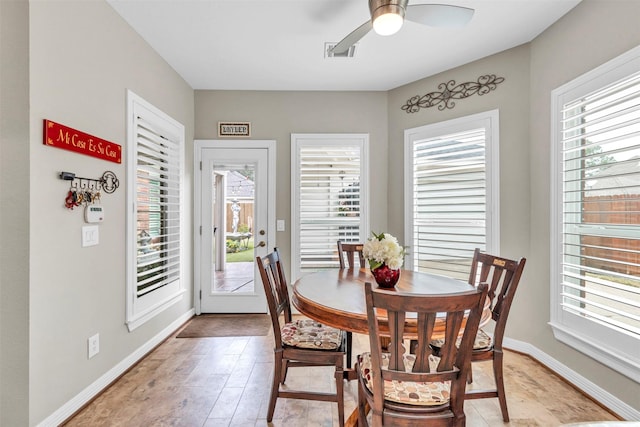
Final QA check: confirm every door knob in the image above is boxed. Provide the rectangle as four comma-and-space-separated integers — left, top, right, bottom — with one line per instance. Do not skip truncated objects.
258, 241, 266, 247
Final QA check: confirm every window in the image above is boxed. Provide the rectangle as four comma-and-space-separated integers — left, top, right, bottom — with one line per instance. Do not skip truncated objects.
126, 91, 185, 331
551, 45, 640, 381
404, 111, 499, 280
291, 134, 369, 281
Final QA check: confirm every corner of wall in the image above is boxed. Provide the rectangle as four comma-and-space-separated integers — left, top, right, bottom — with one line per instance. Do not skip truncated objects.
0, 0, 31, 425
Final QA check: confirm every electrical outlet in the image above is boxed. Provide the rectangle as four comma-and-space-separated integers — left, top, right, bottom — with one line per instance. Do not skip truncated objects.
88, 333, 100, 359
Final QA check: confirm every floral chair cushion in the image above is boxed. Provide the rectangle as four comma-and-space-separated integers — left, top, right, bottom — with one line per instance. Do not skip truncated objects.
430, 328, 492, 351
358, 352, 451, 406
281, 319, 343, 350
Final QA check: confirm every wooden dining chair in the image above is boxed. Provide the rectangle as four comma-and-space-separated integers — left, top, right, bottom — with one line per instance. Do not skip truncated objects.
336, 240, 365, 368
466, 249, 526, 422
432, 248, 527, 422
337, 240, 365, 269
256, 248, 346, 426
357, 281, 488, 427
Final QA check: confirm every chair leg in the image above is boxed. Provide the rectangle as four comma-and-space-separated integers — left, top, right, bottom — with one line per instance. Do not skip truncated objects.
357, 380, 369, 427
467, 363, 474, 384
267, 352, 283, 422
346, 331, 353, 369
493, 350, 509, 422
335, 365, 345, 427
280, 358, 289, 383
371, 410, 382, 427
453, 413, 466, 427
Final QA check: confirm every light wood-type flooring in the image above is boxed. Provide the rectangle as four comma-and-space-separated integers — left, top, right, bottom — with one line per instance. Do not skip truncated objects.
64, 317, 620, 427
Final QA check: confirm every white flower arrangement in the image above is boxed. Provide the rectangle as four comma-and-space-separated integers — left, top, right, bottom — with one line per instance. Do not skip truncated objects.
362, 232, 406, 270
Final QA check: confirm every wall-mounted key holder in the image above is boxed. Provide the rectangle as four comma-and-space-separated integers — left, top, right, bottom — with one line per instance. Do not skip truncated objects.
60, 171, 119, 211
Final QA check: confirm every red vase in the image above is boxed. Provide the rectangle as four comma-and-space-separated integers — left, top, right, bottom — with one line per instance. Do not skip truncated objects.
371, 264, 400, 288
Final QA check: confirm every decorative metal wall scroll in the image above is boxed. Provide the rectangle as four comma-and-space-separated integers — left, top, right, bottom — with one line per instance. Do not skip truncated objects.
59, 171, 119, 210
401, 74, 505, 113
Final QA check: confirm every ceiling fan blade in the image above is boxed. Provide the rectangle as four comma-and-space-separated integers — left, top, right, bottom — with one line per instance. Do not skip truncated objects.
405, 4, 474, 27
330, 20, 373, 55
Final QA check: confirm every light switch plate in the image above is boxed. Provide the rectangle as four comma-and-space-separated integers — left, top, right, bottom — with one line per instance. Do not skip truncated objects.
276, 219, 285, 231
82, 225, 99, 247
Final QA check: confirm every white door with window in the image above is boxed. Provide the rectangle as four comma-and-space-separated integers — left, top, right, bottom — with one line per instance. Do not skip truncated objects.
194, 140, 275, 313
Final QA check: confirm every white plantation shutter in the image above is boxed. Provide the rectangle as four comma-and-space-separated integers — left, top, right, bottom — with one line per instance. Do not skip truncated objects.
126, 91, 184, 331
558, 76, 640, 338
135, 117, 182, 296
292, 134, 369, 280
551, 46, 640, 381
405, 112, 498, 281
412, 128, 486, 278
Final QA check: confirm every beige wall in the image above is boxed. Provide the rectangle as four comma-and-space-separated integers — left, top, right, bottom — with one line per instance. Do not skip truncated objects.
27, 1, 194, 424
527, 0, 640, 412
0, 0, 30, 425
194, 90, 388, 271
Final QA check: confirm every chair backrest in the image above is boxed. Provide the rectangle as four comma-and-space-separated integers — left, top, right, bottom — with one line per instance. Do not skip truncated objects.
364, 281, 488, 419
468, 248, 526, 348
256, 248, 292, 348
337, 241, 365, 269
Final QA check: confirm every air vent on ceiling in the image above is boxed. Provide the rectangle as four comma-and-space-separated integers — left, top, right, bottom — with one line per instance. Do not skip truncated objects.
325, 42, 357, 59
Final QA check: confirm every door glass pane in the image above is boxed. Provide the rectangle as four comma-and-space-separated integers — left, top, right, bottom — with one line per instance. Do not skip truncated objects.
211, 163, 255, 294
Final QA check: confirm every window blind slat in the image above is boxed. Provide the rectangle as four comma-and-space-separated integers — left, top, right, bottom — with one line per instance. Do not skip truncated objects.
562, 74, 640, 122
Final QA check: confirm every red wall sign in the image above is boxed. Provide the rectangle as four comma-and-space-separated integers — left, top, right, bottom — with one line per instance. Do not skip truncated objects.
43, 119, 122, 164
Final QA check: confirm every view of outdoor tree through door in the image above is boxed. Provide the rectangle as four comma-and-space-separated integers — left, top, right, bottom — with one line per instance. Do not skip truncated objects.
212, 165, 255, 294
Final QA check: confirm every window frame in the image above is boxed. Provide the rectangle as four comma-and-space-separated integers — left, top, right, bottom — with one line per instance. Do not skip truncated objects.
290, 133, 370, 282
550, 45, 640, 382
403, 110, 500, 276
125, 90, 186, 332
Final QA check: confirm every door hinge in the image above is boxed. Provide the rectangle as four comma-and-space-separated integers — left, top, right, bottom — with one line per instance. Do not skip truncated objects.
199, 290, 202, 300
199, 225, 202, 235
199, 161, 202, 171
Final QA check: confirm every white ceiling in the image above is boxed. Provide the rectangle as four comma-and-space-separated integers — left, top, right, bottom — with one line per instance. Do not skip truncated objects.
106, 0, 581, 91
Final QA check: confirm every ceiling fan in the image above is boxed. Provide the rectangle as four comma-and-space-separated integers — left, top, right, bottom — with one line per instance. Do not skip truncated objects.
330, 0, 474, 55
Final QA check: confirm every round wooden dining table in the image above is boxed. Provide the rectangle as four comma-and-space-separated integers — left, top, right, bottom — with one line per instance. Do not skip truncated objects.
292, 268, 490, 427
292, 268, 491, 337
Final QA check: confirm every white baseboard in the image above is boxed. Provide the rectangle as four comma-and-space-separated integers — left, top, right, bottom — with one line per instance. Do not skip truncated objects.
37, 309, 195, 427
504, 337, 640, 421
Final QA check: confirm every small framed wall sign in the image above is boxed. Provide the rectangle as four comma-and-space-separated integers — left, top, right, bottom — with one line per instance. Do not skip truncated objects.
43, 119, 122, 163
218, 122, 251, 137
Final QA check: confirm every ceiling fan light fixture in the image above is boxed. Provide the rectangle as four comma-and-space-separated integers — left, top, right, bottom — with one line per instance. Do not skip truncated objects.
370, 0, 407, 36
372, 9, 403, 35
